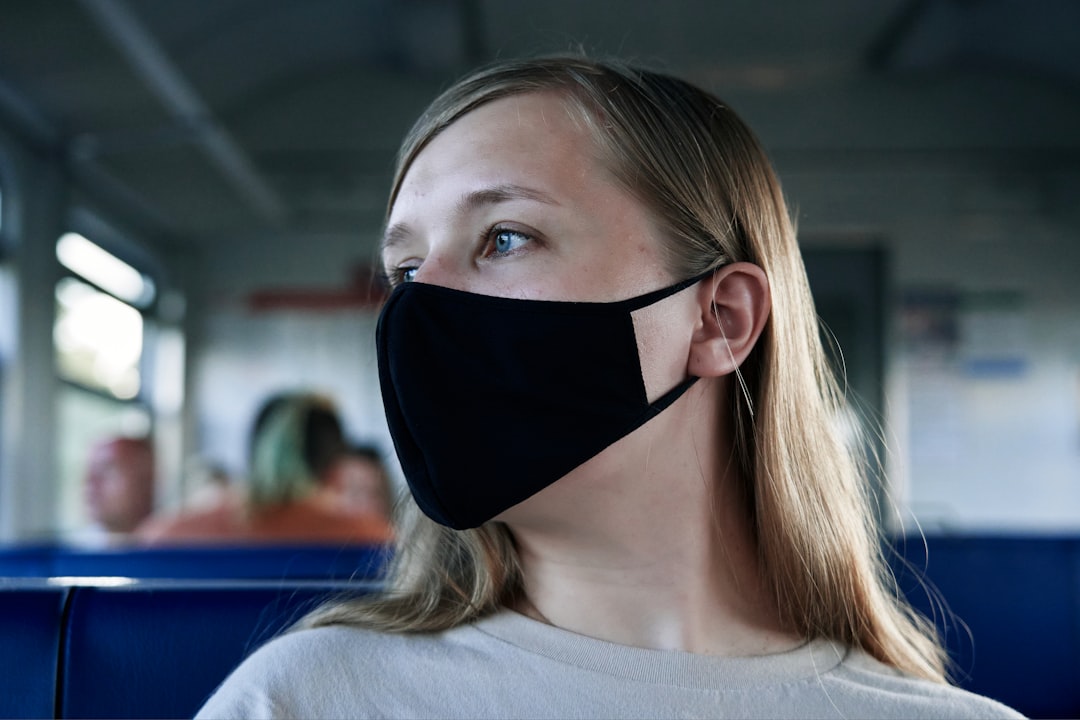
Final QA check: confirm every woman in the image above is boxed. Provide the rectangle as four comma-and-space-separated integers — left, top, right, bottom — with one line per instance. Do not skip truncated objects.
198, 56, 1019, 718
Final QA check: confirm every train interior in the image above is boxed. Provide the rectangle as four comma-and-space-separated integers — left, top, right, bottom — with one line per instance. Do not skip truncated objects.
0, 1, 1078, 717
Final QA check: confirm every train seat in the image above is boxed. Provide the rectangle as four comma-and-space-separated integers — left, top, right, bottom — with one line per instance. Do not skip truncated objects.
0, 535, 1076, 719
59, 582, 369, 719
0, 543, 391, 581
0, 585, 69, 719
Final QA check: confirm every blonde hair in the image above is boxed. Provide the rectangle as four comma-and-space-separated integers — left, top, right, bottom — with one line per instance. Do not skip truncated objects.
303, 56, 945, 682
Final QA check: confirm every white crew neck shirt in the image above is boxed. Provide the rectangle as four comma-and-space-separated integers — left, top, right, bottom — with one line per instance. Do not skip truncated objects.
197, 609, 1022, 719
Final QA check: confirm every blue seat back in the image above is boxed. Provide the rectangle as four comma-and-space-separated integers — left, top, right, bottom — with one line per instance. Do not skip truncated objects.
892, 535, 1079, 719
0, 543, 391, 580
0, 544, 57, 577
3, 537, 1076, 718
0, 586, 69, 719
58, 582, 370, 719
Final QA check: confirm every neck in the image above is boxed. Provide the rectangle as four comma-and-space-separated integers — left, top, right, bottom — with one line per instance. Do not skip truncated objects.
506, 382, 799, 656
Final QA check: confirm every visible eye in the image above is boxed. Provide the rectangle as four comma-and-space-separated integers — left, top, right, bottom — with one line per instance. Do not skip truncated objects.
487, 227, 532, 257
384, 265, 419, 286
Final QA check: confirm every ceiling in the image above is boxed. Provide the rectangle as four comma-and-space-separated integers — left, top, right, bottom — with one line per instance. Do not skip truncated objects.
0, 0, 1077, 255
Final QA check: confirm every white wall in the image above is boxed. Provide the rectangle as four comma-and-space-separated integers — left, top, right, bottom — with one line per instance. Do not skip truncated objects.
787, 163, 1080, 532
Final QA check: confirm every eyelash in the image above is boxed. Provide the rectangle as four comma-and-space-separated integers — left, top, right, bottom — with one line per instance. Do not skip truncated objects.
383, 224, 537, 286
380, 267, 412, 287
481, 224, 534, 258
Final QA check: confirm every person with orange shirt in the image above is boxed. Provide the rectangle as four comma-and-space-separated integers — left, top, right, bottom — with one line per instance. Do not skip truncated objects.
137, 392, 391, 546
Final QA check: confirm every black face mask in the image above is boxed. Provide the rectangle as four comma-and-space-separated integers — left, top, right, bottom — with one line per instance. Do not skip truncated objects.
375, 273, 710, 530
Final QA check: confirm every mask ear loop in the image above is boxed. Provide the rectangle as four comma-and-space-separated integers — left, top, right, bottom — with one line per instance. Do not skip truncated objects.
712, 301, 754, 418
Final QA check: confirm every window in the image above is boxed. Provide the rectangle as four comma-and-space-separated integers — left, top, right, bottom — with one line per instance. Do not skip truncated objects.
53, 231, 156, 536
55, 277, 144, 398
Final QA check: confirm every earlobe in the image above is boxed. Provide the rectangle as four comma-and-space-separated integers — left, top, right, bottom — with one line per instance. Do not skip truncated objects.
686, 262, 771, 378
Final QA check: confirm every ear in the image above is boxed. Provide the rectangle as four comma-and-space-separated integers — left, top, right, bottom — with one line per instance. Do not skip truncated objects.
687, 262, 771, 378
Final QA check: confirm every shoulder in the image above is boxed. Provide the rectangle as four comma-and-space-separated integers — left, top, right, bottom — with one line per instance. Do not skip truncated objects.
305, 502, 394, 542
135, 504, 238, 544
219, 623, 412, 678
822, 649, 1025, 719
196, 621, 498, 719
197, 625, 391, 719
254, 500, 393, 543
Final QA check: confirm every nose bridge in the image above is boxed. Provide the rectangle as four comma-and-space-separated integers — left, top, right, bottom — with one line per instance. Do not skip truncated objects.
413, 242, 471, 291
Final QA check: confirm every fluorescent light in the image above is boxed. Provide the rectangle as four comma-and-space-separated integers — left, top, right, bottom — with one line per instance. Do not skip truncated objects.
54, 277, 144, 399
46, 576, 138, 587
56, 232, 155, 306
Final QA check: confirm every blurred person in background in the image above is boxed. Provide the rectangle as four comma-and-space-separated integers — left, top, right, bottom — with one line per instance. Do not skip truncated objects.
322, 443, 395, 525
72, 436, 155, 547
137, 392, 392, 545
181, 460, 238, 511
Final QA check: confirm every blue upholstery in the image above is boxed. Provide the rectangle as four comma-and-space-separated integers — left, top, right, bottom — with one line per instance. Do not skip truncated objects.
0, 543, 391, 580
0, 536, 1075, 718
58, 582, 370, 719
0, 544, 57, 577
891, 535, 1079, 719
0, 585, 68, 719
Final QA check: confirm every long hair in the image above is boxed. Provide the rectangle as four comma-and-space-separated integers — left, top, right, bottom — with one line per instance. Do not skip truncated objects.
302, 56, 945, 682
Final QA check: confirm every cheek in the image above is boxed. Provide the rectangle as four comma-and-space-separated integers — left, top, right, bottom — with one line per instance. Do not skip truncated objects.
631, 297, 697, 402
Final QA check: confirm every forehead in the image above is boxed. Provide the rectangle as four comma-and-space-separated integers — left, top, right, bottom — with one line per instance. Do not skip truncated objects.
390, 92, 602, 212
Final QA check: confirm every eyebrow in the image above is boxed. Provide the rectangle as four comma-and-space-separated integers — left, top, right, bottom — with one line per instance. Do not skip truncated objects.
380, 183, 559, 253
